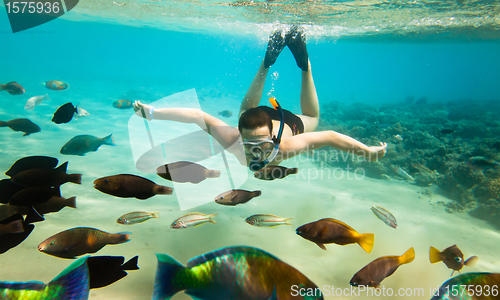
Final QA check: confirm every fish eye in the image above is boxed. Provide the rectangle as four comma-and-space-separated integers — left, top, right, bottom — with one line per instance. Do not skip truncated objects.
455, 257, 462, 262
104, 179, 108, 183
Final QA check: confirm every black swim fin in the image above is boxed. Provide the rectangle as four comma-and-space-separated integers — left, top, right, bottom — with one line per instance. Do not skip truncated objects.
264, 30, 286, 68
285, 26, 309, 71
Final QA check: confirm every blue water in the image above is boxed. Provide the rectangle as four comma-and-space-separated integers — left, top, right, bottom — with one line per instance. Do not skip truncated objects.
2, 14, 500, 112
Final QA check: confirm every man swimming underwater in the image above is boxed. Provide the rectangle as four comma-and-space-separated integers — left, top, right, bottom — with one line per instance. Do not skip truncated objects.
134, 26, 387, 171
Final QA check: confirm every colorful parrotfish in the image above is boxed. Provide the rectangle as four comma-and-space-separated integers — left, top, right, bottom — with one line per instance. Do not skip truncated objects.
153, 246, 323, 300
430, 272, 500, 300
0, 256, 90, 299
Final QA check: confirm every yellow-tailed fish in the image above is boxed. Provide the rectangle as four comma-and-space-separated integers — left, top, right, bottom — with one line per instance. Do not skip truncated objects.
0, 256, 89, 299
245, 214, 293, 227
170, 213, 217, 229
350, 248, 415, 289
117, 211, 159, 225
371, 205, 397, 229
153, 246, 323, 300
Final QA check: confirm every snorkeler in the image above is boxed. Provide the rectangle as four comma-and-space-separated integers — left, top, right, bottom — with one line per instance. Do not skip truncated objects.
134, 26, 387, 171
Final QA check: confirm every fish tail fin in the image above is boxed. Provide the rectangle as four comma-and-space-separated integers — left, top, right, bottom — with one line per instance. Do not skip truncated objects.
0, 84, 5, 91
357, 233, 375, 253
399, 247, 415, 265
66, 196, 77, 208
429, 246, 442, 263
122, 256, 140, 270
68, 174, 82, 184
155, 185, 173, 195
208, 214, 217, 224
153, 253, 187, 300
0, 121, 8, 127
44, 94, 51, 101
206, 169, 221, 178
151, 212, 160, 219
252, 190, 262, 197
110, 232, 131, 244
284, 217, 294, 225
287, 168, 299, 175
48, 256, 89, 299
464, 255, 479, 267
102, 134, 116, 146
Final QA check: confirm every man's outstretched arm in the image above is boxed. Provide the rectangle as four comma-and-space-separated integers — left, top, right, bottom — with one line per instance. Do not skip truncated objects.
281, 131, 387, 162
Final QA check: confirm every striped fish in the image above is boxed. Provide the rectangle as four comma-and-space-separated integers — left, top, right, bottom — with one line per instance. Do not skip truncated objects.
371, 205, 398, 229
393, 166, 414, 181
245, 214, 293, 227
170, 213, 217, 229
117, 211, 159, 225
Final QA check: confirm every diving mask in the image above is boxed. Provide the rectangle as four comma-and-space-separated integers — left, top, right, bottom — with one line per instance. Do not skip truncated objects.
246, 97, 285, 172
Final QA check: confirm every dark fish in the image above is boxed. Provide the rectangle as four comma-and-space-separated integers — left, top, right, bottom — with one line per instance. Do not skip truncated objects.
493, 141, 500, 151
11, 161, 82, 187
430, 245, 478, 276
218, 110, 233, 118
93, 174, 173, 200
60, 134, 116, 156
154, 246, 323, 300
42, 80, 69, 91
9, 186, 60, 206
23, 206, 45, 223
214, 189, 261, 206
0, 118, 40, 136
0, 81, 25, 95
465, 156, 500, 171
0, 214, 24, 236
296, 218, 374, 252
88, 256, 139, 289
52, 102, 77, 124
430, 272, 500, 300
156, 161, 221, 183
5, 155, 58, 177
0, 204, 20, 221
0, 214, 34, 254
113, 99, 133, 109
0, 179, 24, 204
350, 248, 415, 289
254, 166, 298, 180
38, 227, 131, 259
34, 196, 77, 215
440, 129, 455, 135
0, 256, 89, 298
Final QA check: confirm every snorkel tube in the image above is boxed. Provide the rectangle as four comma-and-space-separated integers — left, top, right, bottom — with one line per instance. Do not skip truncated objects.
249, 97, 285, 172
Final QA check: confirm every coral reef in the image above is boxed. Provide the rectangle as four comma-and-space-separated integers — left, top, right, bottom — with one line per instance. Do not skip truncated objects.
315, 97, 500, 228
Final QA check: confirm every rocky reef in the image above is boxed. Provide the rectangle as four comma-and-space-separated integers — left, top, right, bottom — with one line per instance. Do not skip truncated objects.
315, 98, 500, 228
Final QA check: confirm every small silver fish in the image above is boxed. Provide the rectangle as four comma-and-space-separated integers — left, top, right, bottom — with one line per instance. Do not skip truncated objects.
117, 211, 159, 225
393, 166, 414, 181
245, 214, 293, 227
24, 94, 50, 110
371, 205, 397, 229
394, 134, 403, 141
170, 213, 217, 229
